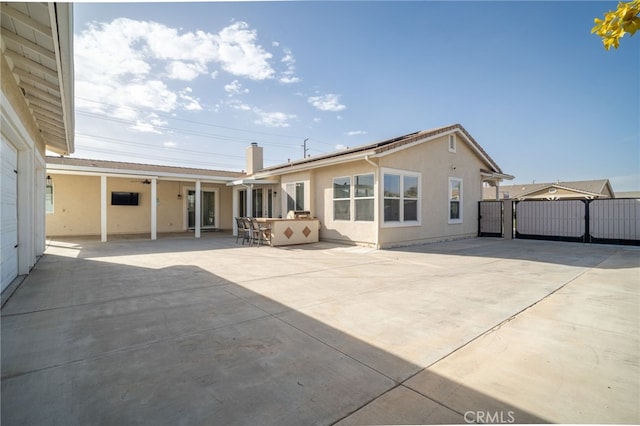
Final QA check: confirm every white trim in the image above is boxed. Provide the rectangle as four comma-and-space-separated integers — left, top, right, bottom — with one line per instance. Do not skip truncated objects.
100, 175, 107, 242
48, 3, 74, 154
184, 185, 220, 232
332, 175, 352, 221
195, 180, 201, 238
380, 167, 422, 228
46, 164, 234, 183
150, 178, 157, 240
448, 134, 457, 153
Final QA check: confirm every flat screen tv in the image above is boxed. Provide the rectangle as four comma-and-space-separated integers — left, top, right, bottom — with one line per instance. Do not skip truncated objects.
111, 192, 139, 206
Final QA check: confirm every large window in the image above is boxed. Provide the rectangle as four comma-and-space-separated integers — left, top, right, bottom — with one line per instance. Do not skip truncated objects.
448, 177, 463, 223
286, 182, 305, 212
383, 170, 421, 224
333, 177, 350, 220
354, 174, 374, 221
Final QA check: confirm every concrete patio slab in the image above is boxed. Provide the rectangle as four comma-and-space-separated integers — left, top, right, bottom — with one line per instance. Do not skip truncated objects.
1, 235, 638, 425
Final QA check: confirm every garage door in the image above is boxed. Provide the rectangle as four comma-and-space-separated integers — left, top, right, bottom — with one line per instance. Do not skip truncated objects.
1, 138, 18, 292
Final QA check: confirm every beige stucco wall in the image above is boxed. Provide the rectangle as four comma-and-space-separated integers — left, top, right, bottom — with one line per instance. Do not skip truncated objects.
280, 171, 314, 216
274, 132, 494, 248
312, 160, 378, 246
377, 133, 487, 247
46, 174, 101, 236
46, 174, 235, 237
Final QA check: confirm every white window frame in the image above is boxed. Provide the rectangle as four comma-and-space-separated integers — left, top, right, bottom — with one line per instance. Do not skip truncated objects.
285, 182, 305, 213
354, 173, 375, 222
331, 173, 375, 222
448, 177, 463, 224
381, 168, 421, 228
448, 134, 457, 153
332, 176, 351, 221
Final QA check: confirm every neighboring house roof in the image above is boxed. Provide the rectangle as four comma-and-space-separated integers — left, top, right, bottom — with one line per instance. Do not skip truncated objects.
255, 124, 513, 180
46, 156, 245, 181
1, 3, 74, 155
484, 179, 615, 200
616, 191, 640, 198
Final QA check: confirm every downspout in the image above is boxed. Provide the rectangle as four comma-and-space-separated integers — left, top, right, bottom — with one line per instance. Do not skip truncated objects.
364, 155, 381, 249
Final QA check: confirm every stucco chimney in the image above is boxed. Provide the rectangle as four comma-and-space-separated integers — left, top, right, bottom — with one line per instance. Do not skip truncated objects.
246, 142, 263, 175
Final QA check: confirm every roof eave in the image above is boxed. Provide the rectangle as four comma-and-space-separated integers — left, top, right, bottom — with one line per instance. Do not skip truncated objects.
48, 3, 74, 155
46, 163, 238, 183
254, 150, 377, 178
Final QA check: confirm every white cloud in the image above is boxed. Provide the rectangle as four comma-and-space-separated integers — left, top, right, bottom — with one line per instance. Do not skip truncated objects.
217, 21, 274, 80
346, 130, 367, 136
163, 141, 177, 148
279, 48, 301, 84
335, 144, 349, 150
224, 80, 250, 96
307, 93, 346, 112
228, 99, 252, 111
312, 117, 322, 123
254, 109, 296, 128
167, 61, 206, 81
75, 17, 275, 127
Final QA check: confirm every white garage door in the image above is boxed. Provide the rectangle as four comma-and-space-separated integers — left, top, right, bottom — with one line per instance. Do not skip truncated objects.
1, 138, 18, 292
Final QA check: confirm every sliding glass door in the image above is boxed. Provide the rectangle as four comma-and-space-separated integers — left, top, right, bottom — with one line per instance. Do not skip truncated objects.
188, 190, 217, 228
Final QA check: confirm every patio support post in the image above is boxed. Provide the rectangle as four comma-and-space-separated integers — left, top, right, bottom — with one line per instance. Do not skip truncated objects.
100, 175, 107, 242
195, 179, 201, 238
151, 178, 157, 240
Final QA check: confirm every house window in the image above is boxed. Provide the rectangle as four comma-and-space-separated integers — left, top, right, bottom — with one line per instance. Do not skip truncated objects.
448, 134, 457, 153
354, 173, 374, 221
286, 182, 305, 212
45, 184, 54, 213
448, 177, 463, 223
383, 169, 421, 224
333, 177, 351, 221
332, 174, 375, 222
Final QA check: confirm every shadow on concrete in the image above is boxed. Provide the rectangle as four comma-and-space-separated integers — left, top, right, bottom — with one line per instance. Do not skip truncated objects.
1, 250, 549, 425
386, 237, 639, 270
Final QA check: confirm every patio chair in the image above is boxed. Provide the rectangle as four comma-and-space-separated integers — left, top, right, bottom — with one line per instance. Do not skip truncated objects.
235, 217, 251, 245
249, 217, 271, 247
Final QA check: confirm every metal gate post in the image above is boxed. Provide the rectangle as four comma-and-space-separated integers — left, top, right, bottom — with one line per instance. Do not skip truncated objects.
504, 200, 514, 239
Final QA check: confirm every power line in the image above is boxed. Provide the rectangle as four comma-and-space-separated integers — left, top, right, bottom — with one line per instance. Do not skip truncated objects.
75, 132, 282, 163
76, 111, 301, 149
74, 146, 244, 170
75, 96, 340, 146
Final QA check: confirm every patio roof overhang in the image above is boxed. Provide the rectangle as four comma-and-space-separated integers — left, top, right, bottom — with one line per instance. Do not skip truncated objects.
1, 3, 74, 155
226, 178, 280, 186
481, 170, 515, 185
47, 163, 237, 184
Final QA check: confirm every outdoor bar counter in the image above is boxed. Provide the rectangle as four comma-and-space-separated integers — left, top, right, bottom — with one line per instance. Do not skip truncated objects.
257, 217, 320, 246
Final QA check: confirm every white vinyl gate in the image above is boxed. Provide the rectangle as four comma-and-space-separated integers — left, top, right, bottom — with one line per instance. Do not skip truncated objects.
1, 138, 18, 292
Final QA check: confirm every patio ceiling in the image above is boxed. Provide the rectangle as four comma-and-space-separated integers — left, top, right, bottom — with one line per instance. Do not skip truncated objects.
1, 2, 74, 155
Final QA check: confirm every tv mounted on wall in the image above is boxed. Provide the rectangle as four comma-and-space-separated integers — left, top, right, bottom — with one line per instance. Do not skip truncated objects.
111, 192, 140, 206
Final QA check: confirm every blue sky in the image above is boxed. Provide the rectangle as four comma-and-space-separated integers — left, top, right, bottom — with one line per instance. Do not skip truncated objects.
71, 1, 639, 191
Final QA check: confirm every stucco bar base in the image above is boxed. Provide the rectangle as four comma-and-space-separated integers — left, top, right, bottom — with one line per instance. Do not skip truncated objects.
258, 218, 319, 246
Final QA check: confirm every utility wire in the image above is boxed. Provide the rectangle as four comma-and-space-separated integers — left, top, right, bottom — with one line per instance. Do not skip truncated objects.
75, 96, 338, 148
